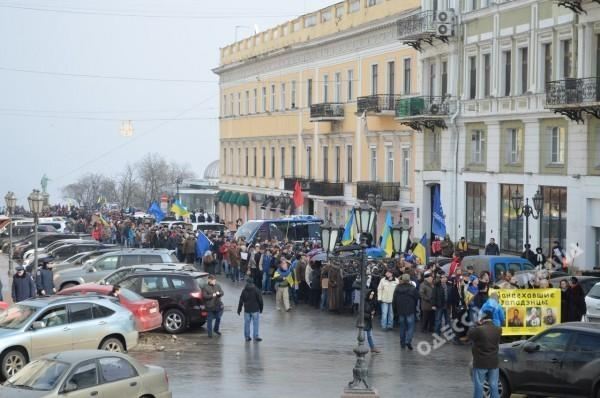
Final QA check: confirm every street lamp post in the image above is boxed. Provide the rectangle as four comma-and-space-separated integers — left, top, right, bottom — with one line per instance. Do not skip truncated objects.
27, 189, 44, 275
390, 222, 410, 258
4, 192, 16, 276
320, 218, 339, 263
511, 189, 543, 250
366, 193, 382, 245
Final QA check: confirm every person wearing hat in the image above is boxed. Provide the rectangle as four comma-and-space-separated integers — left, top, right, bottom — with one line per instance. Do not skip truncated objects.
11, 265, 36, 303
392, 273, 419, 350
36, 260, 56, 296
201, 275, 225, 338
468, 309, 502, 398
237, 277, 263, 342
377, 269, 398, 330
419, 271, 435, 333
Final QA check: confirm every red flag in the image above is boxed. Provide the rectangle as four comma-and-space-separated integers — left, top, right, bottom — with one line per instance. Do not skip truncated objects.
292, 180, 304, 208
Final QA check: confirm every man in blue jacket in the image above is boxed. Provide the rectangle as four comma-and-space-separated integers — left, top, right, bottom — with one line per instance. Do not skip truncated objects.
479, 292, 505, 328
36, 261, 56, 296
12, 265, 36, 303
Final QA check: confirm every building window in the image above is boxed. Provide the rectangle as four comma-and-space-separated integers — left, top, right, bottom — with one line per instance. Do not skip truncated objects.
323, 74, 329, 102
222, 95, 226, 116
280, 83, 286, 110
540, 186, 567, 254
469, 56, 477, 99
307, 79, 313, 107
262, 87, 267, 112
471, 0, 477, 11
506, 128, 522, 164
223, 148, 227, 175
595, 127, 600, 167
291, 81, 297, 108
483, 54, 491, 97
321, 9, 332, 22
253, 148, 257, 176
402, 147, 410, 187
386, 147, 394, 182
306, 146, 312, 179
441, 61, 448, 97
347, 70, 354, 101
270, 85, 276, 111
335, 146, 341, 182
262, 147, 266, 177
349, 0, 360, 13
229, 94, 234, 116
429, 62, 436, 96
280, 147, 285, 177
291, 146, 296, 177
549, 127, 565, 164
520, 47, 528, 94
367, 0, 381, 6
334, 72, 342, 102
237, 93, 241, 115
500, 184, 524, 253
370, 147, 377, 181
562, 39, 572, 78
238, 148, 241, 175
323, 146, 329, 180
387, 61, 395, 95
270, 147, 275, 178
336, 5, 345, 18
230, 148, 233, 175
371, 64, 378, 95
470, 129, 485, 164
253, 89, 257, 113
245, 91, 250, 114
347, 145, 353, 183
403, 58, 412, 94
465, 182, 486, 247
503, 50, 512, 96
304, 14, 316, 28
544, 43, 552, 88
245, 148, 249, 176
426, 131, 441, 169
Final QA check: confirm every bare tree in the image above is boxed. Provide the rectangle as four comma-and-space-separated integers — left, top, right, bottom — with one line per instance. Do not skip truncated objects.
116, 163, 141, 209
62, 173, 117, 207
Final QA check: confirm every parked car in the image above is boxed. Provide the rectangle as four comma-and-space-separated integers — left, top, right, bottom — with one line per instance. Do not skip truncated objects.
234, 215, 323, 246
58, 284, 162, 332
118, 271, 209, 334
0, 224, 56, 248
0, 295, 138, 380
457, 255, 535, 282
50, 248, 121, 272
583, 282, 600, 324
24, 242, 117, 269
98, 263, 197, 286
23, 238, 95, 262
495, 322, 600, 398
191, 222, 227, 235
0, 350, 171, 398
549, 276, 600, 295
38, 219, 73, 233
159, 220, 192, 230
54, 249, 180, 291
12, 233, 91, 259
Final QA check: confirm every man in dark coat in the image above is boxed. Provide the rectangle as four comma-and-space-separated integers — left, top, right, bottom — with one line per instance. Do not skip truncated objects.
36, 261, 56, 296
484, 238, 500, 256
12, 265, 36, 302
565, 277, 587, 322
468, 309, 502, 398
202, 275, 224, 338
432, 273, 451, 335
393, 274, 419, 350
237, 278, 263, 342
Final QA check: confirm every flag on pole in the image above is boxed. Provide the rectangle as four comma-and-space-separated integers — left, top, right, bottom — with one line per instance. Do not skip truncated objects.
413, 234, 428, 265
148, 202, 165, 223
292, 180, 304, 208
379, 210, 393, 257
195, 230, 212, 259
341, 210, 355, 246
170, 199, 190, 218
432, 185, 447, 238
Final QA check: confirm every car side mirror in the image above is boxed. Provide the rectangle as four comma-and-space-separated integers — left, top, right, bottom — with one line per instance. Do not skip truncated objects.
63, 381, 78, 393
32, 321, 46, 330
523, 342, 540, 353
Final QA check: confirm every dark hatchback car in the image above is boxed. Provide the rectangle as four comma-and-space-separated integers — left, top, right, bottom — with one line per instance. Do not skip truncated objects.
497, 322, 600, 398
118, 271, 209, 334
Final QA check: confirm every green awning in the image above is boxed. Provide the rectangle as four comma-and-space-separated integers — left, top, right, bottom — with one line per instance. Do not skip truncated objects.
221, 191, 231, 203
216, 190, 225, 201
229, 192, 240, 206
237, 193, 250, 207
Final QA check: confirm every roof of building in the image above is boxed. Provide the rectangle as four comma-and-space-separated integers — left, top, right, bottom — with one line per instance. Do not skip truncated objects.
203, 160, 219, 180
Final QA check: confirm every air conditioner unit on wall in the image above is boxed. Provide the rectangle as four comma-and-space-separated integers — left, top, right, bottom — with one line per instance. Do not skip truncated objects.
436, 11, 451, 22
436, 23, 452, 36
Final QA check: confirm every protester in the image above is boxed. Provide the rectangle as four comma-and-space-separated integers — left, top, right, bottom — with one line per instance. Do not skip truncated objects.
432, 273, 450, 335
237, 277, 263, 342
456, 237, 468, 258
272, 259, 295, 312
479, 292, 505, 328
12, 265, 36, 302
565, 277, 587, 322
484, 238, 500, 256
419, 271, 435, 333
468, 309, 502, 398
364, 290, 380, 353
202, 275, 225, 338
393, 274, 419, 350
260, 249, 273, 294
377, 270, 398, 330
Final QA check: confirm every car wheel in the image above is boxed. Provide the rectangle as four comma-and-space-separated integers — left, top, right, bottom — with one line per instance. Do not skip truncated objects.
99, 337, 125, 352
0, 349, 27, 380
163, 309, 186, 334
482, 374, 509, 398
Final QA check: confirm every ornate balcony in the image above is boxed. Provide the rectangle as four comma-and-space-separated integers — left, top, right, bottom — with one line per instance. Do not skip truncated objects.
394, 96, 456, 131
356, 94, 402, 115
554, 0, 600, 14
309, 181, 344, 197
545, 77, 600, 123
397, 10, 455, 51
310, 102, 345, 121
356, 182, 402, 202
283, 177, 312, 191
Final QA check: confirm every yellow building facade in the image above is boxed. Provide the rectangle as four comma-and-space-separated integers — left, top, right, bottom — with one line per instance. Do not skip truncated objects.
214, 0, 421, 234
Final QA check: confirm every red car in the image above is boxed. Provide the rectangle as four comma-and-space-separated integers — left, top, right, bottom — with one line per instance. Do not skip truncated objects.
0, 302, 8, 311
58, 283, 162, 332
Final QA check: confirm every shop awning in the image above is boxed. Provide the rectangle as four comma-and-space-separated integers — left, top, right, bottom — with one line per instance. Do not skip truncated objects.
229, 192, 240, 206
220, 191, 231, 203
236, 193, 250, 207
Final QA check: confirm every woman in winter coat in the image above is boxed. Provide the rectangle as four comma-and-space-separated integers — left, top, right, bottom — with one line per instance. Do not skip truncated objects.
364, 290, 380, 353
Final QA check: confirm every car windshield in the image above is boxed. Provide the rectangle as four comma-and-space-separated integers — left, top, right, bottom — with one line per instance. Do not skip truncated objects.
0, 305, 39, 329
235, 221, 261, 241
6, 359, 69, 391
63, 252, 86, 264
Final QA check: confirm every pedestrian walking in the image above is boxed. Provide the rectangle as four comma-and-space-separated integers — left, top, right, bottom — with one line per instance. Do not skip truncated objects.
419, 271, 435, 333
202, 275, 224, 338
432, 273, 450, 335
35, 261, 56, 296
272, 259, 295, 311
259, 249, 273, 294
11, 265, 36, 303
202, 250, 217, 275
364, 290, 380, 353
468, 309, 502, 398
393, 274, 419, 350
237, 277, 263, 342
565, 277, 587, 322
377, 270, 398, 330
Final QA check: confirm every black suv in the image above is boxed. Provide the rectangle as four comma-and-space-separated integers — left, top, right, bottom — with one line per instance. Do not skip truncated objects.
498, 322, 600, 398
118, 271, 208, 334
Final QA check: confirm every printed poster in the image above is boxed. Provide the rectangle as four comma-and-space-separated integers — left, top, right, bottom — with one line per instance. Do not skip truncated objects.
492, 288, 561, 336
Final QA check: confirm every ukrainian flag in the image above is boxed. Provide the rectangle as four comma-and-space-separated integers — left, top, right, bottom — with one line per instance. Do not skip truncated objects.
341, 210, 355, 246
170, 200, 190, 218
413, 234, 428, 265
380, 210, 393, 257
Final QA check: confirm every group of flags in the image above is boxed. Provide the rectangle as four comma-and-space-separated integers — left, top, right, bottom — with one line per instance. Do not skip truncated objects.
146, 199, 190, 223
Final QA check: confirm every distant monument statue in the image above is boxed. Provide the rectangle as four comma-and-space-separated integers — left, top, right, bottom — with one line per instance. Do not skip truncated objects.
41, 174, 50, 194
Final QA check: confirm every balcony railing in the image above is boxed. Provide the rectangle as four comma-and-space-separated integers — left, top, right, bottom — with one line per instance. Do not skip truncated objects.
397, 10, 454, 50
356, 182, 402, 202
395, 96, 456, 130
309, 181, 345, 197
310, 102, 345, 121
283, 177, 312, 191
545, 77, 600, 123
357, 94, 403, 114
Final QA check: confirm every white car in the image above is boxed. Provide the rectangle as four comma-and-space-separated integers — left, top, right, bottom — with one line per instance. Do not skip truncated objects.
583, 282, 600, 323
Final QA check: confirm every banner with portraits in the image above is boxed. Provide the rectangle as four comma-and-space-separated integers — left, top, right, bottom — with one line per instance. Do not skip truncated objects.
493, 288, 561, 336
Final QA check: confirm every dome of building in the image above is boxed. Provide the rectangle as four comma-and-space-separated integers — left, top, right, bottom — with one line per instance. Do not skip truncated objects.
203, 160, 219, 180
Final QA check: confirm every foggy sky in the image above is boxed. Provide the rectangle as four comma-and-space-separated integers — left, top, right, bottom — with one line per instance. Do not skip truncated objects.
0, 0, 333, 205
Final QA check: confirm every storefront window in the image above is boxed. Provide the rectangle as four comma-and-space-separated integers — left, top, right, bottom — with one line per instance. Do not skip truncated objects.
540, 186, 567, 254
500, 184, 523, 253
466, 182, 486, 247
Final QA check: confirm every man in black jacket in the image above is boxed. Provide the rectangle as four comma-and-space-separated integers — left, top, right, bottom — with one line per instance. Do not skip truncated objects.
11, 265, 36, 303
392, 274, 419, 350
237, 278, 264, 342
202, 275, 224, 338
432, 273, 450, 336
468, 309, 502, 398
35, 261, 56, 296
484, 238, 500, 256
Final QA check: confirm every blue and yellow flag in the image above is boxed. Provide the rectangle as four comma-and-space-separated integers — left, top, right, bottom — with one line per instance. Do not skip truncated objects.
413, 234, 428, 265
379, 210, 393, 257
341, 210, 355, 246
170, 200, 190, 218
